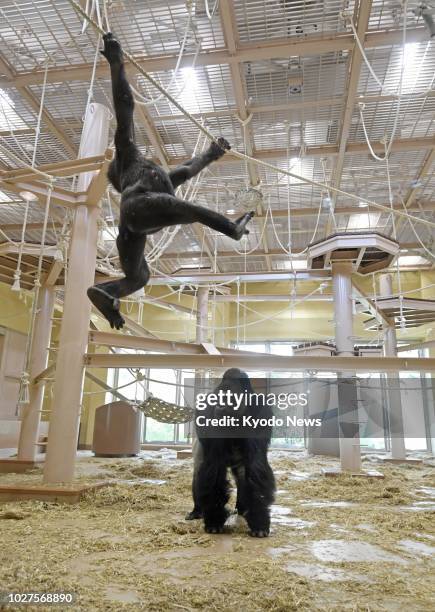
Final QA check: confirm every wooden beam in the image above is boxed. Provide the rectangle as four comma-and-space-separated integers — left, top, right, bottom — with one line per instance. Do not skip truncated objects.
352, 277, 393, 329
84, 149, 113, 206
84, 352, 435, 373
2, 180, 77, 209
85, 371, 128, 402
0, 222, 63, 231
135, 105, 169, 169
0, 54, 75, 157
166, 137, 435, 166
0, 154, 105, 181
160, 242, 423, 261
219, 0, 271, 267
142, 296, 198, 316
2, 138, 432, 189
88, 330, 265, 356
331, 1, 373, 195
43, 260, 64, 287
220, 0, 259, 187
8, 27, 427, 88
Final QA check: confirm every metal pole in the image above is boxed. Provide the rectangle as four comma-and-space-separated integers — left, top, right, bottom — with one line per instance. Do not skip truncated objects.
380, 273, 406, 459
332, 261, 361, 471
43, 103, 110, 484
17, 286, 55, 461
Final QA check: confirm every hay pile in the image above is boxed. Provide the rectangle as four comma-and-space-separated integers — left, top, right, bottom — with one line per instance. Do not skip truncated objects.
0, 452, 433, 611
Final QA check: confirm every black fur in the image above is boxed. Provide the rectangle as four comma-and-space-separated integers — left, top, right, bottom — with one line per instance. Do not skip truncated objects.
191, 369, 276, 537
87, 34, 254, 329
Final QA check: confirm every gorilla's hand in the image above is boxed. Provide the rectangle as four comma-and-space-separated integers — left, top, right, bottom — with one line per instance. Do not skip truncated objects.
208, 137, 231, 160
100, 33, 123, 64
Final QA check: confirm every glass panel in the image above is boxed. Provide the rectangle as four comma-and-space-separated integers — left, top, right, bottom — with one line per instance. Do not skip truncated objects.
145, 369, 176, 442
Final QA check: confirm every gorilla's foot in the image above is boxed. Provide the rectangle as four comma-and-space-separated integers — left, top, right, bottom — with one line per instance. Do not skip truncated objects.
204, 524, 225, 534
249, 529, 270, 538
233, 211, 255, 240
185, 508, 203, 520
87, 286, 125, 330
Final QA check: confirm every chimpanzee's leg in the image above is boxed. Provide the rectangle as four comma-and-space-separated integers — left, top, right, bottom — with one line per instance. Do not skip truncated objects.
87, 227, 149, 330
196, 450, 230, 533
243, 448, 275, 537
122, 192, 254, 240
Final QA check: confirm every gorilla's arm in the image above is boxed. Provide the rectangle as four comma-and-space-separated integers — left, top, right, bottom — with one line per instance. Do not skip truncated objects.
169, 137, 231, 189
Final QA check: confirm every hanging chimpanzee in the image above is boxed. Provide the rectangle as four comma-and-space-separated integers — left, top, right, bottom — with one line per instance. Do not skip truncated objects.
87, 33, 254, 329
187, 368, 276, 537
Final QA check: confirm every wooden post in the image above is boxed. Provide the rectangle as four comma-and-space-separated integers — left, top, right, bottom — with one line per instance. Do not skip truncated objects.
196, 287, 209, 344
332, 262, 361, 472
17, 286, 55, 461
189, 287, 209, 443
43, 103, 110, 484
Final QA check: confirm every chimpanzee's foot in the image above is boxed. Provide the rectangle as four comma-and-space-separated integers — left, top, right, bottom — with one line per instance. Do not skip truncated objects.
232, 211, 255, 240
87, 286, 125, 330
185, 508, 203, 520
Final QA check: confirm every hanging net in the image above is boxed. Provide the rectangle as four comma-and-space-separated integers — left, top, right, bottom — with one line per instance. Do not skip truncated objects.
137, 395, 194, 424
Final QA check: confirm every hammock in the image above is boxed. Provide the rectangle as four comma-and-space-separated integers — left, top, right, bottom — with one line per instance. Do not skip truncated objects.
137, 395, 194, 424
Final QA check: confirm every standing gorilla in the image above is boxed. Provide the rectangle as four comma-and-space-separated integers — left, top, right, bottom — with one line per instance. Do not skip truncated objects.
187, 368, 275, 537
87, 34, 254, 330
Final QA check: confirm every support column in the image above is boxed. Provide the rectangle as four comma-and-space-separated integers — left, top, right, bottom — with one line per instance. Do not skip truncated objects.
189, 287, 209, 444
17, 286, 55, 461
43, 103, 110, 484
196, 287, 209, 344
332, 262, 361, 471
380, 273, 406, 459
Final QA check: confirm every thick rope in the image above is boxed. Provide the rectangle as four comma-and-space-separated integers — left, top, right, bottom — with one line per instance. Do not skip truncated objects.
67, 0, 435, 230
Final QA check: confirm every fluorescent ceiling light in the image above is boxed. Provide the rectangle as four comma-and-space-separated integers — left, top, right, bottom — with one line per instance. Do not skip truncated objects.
180, 67, 199, 110
0, 89, 25, 131
397, 43, 419, 92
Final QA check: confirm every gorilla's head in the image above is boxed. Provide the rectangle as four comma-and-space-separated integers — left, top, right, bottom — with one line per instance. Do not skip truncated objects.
212, 368, 259, 416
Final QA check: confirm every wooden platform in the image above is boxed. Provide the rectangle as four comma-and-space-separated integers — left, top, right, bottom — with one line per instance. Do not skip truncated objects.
322, 468, 384, 479
379, 457, 423, 466
0, 459, 44, 473
176, 449, 193, 460
363, 296, 435, 330
0, 481, 110, 504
